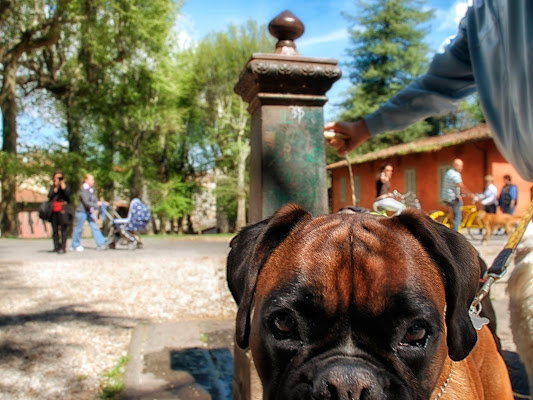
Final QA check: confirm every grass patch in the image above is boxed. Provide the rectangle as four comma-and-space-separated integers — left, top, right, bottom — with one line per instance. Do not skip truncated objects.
199, 333, 209, 343
97, 355, 130, 400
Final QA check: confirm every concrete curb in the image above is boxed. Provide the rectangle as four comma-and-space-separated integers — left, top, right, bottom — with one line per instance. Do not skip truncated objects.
122, 320, 235, 400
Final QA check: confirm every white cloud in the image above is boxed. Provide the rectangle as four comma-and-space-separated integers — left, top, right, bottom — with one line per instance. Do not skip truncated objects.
431, 1, 469, 53
297, 28, 348, 47
435, 1, 469, 32
172, 12, 197, 50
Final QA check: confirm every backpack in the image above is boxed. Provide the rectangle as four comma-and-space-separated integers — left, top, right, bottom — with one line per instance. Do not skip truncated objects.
499, 184, 518, 207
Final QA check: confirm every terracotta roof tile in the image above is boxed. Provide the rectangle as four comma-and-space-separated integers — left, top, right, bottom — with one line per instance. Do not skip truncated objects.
327, 124, 491, 170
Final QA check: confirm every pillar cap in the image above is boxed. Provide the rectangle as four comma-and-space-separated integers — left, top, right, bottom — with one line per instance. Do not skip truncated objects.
268, 10, 304, 55
234, 54, 341, 111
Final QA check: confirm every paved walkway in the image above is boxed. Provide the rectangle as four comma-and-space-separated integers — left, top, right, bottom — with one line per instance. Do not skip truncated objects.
0, 235, 231, 262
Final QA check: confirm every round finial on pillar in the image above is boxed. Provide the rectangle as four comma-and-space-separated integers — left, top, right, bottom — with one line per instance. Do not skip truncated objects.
268, 10, 304, 55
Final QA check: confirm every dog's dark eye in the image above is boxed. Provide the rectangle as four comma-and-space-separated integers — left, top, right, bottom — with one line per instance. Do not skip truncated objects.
400, 324, 428, 348
272, 313, 297, 340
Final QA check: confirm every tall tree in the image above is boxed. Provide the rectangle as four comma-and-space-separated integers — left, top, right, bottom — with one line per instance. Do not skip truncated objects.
0, 0, 72, 236
20, 0, 178, 194
192, 21, 274, 231
340, 0, 434, 154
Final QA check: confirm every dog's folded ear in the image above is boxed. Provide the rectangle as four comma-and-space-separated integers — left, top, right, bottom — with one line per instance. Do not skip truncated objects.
227, 204, 312, 349
392, 210, 480, 361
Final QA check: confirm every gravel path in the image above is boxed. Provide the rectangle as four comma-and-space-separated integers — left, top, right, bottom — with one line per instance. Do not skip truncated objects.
0, 237, 236, 400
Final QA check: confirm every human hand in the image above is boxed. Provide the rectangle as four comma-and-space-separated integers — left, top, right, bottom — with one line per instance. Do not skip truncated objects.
324, 119, 371, 156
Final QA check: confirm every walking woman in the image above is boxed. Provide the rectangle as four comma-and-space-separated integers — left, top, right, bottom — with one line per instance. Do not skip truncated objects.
48, 171, 71, 254
70, 173, 107, 251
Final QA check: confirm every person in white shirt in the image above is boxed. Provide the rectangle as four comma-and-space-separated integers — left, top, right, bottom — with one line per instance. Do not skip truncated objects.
479, 175, 498, 214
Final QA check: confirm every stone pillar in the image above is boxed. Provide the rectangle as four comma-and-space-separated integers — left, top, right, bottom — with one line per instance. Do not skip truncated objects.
232, 10, 341, 400
235, 10, 341, 224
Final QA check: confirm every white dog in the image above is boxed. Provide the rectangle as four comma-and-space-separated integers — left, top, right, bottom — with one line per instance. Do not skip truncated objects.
508, 221, 533, 395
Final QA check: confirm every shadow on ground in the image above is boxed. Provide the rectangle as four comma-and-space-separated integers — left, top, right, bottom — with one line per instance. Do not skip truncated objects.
0, 303, 141, 328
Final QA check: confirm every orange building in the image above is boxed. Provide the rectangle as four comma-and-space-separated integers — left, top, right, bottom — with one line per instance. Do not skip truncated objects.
328, 124, 533, 215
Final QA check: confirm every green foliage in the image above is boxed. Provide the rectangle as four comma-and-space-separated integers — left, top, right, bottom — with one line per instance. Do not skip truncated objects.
149, 178, 195, 220
188, 21, 274, 225
213, 174, 239, 225
3, 2, 278, 233
192, 20, 274, 159
342, 0, 433, 116
97, 355, 130, 400
0, 152, 19, 180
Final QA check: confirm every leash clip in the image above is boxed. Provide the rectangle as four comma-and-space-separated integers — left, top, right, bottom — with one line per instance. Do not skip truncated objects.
468, 274, 497, 330
468, 299, 490, 330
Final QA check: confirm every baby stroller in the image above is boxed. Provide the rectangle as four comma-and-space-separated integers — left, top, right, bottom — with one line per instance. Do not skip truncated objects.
104, 198, 151, 250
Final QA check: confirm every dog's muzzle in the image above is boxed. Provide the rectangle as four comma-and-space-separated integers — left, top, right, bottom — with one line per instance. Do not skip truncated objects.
310, 362, 385, 399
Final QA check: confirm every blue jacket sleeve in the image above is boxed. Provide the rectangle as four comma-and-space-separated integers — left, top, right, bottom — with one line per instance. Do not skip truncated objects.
364, 11, 478, 136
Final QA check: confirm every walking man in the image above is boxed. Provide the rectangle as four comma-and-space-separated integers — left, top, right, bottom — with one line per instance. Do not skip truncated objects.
441, 159, 470, 231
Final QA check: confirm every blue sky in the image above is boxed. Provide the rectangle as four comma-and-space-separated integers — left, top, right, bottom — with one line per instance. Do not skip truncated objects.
179, 0, 469, 120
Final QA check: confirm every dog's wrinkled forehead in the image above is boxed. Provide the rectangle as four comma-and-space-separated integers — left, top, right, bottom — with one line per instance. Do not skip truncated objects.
254, 213, 444, 315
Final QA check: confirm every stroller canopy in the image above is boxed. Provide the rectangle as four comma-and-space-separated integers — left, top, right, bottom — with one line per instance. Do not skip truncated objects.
115, 198, 151, 231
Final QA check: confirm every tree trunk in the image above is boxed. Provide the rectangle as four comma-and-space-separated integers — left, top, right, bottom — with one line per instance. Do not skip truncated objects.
151, 218, 159, 234
0, 65, 18, 236
216, 204, 229, 234
235, 100, 249, 231
130, 158, 143, 200
186, 214, 195, 234
159, 216, 167, 234
66, 95, 82, 154
235, 138, 249, 230
177, 217, 184, 234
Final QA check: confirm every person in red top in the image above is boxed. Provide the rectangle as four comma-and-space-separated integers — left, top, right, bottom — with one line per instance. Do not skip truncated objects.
47, 171, 71, 254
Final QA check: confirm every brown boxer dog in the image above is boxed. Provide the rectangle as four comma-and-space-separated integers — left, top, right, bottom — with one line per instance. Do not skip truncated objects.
227, 204, 513, 400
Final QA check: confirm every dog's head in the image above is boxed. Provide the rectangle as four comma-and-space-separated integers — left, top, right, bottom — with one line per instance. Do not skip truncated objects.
227, 205, 481, 400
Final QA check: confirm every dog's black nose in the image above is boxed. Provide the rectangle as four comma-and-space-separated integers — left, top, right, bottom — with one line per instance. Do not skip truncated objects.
311, 364, 383, 400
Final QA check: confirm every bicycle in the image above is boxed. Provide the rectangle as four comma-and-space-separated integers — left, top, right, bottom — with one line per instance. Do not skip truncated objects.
429, 203, 483, 238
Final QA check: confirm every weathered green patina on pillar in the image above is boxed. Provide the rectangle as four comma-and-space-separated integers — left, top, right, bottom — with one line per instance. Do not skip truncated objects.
232, 10, 341, 400
235, 10, 341, 223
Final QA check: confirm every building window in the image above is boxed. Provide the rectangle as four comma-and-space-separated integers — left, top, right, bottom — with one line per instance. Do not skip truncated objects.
339, 177, 346, 203
340, 175, 362, 205
438, 163, 452, 199
405, 168, 416, 195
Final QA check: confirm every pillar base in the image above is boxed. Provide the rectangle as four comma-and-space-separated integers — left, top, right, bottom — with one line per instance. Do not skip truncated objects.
232, 345, 263, 400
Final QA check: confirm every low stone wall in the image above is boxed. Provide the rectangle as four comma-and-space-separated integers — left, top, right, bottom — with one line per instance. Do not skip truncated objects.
17, 211, 102, 239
